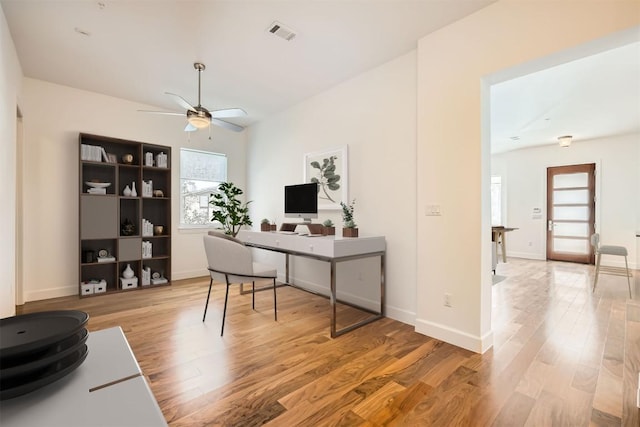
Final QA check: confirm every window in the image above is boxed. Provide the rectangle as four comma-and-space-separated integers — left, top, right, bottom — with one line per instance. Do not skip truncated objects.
490, 176, 502, 226
180, 148, 227, 227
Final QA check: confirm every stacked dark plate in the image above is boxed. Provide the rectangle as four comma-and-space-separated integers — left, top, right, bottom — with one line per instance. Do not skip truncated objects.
0, 310, 89, 400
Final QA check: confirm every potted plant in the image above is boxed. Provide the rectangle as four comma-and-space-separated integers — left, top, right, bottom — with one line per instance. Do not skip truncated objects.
210, 182, 252, 237
322, 219, 335, 236
340, 199, 358, 238
260, 218, 271, 232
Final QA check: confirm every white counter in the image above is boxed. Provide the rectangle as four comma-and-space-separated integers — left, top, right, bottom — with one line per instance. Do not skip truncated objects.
0, 327, 166, 427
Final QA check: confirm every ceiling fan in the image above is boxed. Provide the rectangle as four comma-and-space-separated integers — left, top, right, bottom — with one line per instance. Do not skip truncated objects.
139, 62, 247, 133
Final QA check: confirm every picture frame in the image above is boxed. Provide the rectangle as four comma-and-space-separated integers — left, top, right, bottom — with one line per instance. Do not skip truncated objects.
303, 145, 348, 210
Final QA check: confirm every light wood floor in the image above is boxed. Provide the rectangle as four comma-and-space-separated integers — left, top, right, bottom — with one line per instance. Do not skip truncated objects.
16, 258, 640, 426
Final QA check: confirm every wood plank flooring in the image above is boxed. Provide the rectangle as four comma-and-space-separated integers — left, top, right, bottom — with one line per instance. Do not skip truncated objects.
14, 259, 640, 426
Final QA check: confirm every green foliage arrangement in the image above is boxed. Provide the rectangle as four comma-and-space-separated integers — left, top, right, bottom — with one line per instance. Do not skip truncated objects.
261, 218, 270, 224
340, 199, 357, 228
310, 156, 341, 203
210, 182, 252, 237
322, 219, 334, 227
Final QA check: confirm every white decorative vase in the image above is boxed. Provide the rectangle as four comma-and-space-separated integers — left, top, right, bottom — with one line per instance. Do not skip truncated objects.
131, 182, 137, 197
122, 263, 134, 279
123, 185, 132, 197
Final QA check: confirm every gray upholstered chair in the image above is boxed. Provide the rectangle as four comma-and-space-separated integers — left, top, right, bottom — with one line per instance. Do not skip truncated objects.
590, 233, 632, 298
203, 232, 278, 335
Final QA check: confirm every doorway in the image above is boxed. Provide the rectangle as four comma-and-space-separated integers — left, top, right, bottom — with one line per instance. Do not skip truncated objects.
546, 163, 595, 264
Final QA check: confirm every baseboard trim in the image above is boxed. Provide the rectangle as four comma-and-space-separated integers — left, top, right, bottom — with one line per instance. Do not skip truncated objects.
414, 318, 493, 354
384, 306, 416, 326
25, 286, 77, 302
172, 269, 209, 281
508, 252, 546, 261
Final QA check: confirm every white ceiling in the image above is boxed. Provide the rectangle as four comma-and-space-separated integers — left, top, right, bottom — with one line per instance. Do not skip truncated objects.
491, 41, 640, 154
2, 1, 639, 152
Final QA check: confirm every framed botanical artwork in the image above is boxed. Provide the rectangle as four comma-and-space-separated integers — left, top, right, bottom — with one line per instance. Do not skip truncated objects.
303, 146, 348, 210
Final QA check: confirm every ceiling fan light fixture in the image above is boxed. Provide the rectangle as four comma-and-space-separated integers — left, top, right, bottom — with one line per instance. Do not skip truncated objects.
187, 115, 210, 129
558, 135, 572, 148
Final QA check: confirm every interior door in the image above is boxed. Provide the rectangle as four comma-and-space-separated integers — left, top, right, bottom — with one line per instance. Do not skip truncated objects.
546, 163, 595, 264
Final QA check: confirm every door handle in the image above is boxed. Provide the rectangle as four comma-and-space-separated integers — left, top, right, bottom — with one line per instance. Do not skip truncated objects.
548, 220, 553, 231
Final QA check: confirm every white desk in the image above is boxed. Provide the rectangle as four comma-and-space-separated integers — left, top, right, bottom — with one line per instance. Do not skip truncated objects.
237, 230, 386, 337
0, 327, 166, 427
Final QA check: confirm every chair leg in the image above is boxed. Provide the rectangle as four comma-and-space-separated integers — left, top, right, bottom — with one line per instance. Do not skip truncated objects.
273, 278, 277, 321
221, 278, 231, 336
252, 282, 255, 310
625, 256, 632, 299
593, 253, 601, 293
202, 278, 214, 322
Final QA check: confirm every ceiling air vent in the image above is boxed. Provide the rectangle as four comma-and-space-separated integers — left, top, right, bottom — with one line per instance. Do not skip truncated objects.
267, 21, 296, 41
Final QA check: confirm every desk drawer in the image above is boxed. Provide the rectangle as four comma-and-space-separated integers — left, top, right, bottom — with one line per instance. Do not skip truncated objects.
295, 237, 334, 257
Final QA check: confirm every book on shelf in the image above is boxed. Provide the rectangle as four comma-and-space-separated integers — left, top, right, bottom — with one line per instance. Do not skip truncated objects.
142, 240, 152, 258
81, 144, 105, 162
141, 266, 151, 286
87, 187, 107, 195
142, 180, 153, 197
142, 219, 154, 236
97, 256, 116, 263
155, 152, 168, 168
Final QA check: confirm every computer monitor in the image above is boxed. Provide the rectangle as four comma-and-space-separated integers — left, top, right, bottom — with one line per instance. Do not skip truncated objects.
284, 183, 318, 223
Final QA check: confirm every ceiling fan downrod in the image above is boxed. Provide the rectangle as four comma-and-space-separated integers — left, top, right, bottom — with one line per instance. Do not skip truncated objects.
194, 62, 205, 107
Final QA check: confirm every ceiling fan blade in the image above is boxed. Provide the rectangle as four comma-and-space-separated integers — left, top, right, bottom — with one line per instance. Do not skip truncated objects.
138, 109, 184, 116
211, 118, 245, 132
165, 92, 196, 112
211, 108, 247, 118
184, 123, 197, 132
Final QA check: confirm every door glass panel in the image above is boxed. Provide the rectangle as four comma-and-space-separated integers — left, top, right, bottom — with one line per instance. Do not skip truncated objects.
553, 189, 588, 204
554, 172, 588, 189
553, 206, 589, 221
553, 222, 589, 238
553, 238, 589, 254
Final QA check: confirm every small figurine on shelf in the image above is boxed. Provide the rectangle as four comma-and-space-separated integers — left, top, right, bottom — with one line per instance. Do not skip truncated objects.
121, 218, 136, 236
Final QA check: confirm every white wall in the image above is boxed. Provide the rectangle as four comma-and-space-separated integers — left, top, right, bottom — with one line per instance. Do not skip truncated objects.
19, 78, 247, 301
247, 51, 417, 324
492, 133, 640, 268
0, 6, 22, 317
416, 1, 640, 352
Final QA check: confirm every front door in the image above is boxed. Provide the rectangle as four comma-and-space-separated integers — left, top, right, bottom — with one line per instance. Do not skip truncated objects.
546, 163, 595, 264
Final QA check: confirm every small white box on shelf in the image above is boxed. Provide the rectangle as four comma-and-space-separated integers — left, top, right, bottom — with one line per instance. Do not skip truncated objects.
120, 277, 138, 290
81, 283, 94, 295
151, 277, 168, 285
94, 281, 107, 293
145, 152, 154, 166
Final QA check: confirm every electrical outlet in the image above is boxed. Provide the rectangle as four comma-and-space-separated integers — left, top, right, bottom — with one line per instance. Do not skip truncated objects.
444, 293, 452, 307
